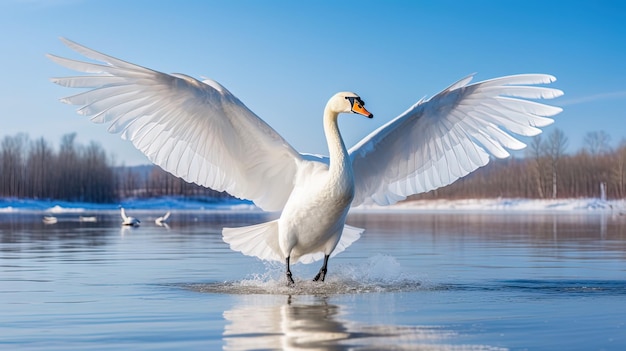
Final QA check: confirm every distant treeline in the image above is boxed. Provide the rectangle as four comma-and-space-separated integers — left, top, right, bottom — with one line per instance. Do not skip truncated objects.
0, 133, 228, 203
1, 129, 624, 203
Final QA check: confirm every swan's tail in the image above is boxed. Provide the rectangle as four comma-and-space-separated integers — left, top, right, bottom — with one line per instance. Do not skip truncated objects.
223, 220, 283, 262
222, 221, 364, 264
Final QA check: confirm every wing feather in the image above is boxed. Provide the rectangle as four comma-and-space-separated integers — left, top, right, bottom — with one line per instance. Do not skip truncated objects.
49, 38, 303, 211
350, 74, 562, 206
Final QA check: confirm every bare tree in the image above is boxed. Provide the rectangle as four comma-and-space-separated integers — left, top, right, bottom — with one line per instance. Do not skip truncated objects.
0, 134, 28, 197
116, 167, 144, 198
82, 142, 115, 202
612, 142, 626, 198
546, 129, 568, 199
527, 135, 547, 198
56, 133, 80, 200
584, 131, 612, 155
26, 137, 54, 199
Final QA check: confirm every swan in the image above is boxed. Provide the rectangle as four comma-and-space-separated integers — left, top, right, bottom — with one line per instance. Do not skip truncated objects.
48, 38, 562, 284
79, 215, 97, 222
43, 215, 58, 224
120, 207, 140, 226
155, 211, 171, 226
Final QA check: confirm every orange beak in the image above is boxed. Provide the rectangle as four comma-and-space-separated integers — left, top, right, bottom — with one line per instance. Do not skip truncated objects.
352, 101, 373, 118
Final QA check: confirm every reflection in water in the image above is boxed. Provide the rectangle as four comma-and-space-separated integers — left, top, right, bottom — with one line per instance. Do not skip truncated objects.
156, 221, 171, 230
222, 295, 498, 351
120, 224, 140, 238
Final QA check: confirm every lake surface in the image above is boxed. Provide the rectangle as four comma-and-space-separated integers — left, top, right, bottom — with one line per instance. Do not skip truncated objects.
1, 210, 625, 350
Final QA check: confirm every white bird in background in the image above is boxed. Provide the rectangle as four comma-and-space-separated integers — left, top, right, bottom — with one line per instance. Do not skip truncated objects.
49, 38, 562, 284
79, 216, 97, 222
120, 207, 140, 227
42, 216, 58, 224
155, 211, 171, 226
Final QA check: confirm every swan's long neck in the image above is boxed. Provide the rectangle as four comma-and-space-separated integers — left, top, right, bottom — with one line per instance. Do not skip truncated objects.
323, 107, 352, 179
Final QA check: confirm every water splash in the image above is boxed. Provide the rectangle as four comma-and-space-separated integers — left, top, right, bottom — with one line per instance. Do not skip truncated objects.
187, 254, 422, 295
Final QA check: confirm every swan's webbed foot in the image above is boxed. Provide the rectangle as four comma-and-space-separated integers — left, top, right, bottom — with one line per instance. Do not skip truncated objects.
313, 268, 326, 282
313, 254, 330, 282
286, 271, 295, 286
286, 257, 295, 286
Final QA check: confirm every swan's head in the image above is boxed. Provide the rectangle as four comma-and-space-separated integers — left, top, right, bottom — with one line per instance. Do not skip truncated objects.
327, 92, 373, 119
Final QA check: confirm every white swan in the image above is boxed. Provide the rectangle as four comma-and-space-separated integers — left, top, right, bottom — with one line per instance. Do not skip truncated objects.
79, 215, 97, 222
155, 211, 171, 226
48, 38, 562, 284
120, 207, 140, 226
42, 215, 58, 224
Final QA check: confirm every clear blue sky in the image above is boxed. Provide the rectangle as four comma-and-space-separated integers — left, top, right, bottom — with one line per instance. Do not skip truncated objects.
1, 0, 625, 166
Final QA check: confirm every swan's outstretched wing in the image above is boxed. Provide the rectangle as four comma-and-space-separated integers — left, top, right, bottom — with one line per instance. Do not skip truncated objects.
349, 74, 563, 206
48, 38, 302, 211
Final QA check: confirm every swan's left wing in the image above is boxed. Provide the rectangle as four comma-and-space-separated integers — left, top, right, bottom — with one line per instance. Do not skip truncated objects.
48, 38, 303, 211
349, 74, 563, 206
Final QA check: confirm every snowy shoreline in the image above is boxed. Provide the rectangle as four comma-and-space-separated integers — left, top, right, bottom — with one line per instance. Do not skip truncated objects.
1, 196, 624, 214
354, 198, 625, 213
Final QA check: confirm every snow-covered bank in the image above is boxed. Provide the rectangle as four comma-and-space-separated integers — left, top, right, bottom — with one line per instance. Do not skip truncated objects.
1, 197, 625, 214
358, 198, 625, 212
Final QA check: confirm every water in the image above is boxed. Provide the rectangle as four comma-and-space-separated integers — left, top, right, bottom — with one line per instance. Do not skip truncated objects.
1, 210, 625, 350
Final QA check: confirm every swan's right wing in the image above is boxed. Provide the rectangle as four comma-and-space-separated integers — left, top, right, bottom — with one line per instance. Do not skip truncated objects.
48, 38, 302, 211
349, 74, 563, 206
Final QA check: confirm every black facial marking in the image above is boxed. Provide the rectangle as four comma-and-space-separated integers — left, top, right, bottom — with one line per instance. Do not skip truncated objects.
345, 96, 364, 109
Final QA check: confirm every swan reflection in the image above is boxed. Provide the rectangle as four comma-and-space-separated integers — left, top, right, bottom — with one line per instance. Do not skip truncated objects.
222, 295, 470, 351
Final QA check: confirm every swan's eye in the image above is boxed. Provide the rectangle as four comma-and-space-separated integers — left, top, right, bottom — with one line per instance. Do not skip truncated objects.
346, 96, 364, 108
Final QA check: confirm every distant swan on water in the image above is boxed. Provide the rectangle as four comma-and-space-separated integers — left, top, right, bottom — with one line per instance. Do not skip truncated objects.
79, 216, 97, 222
155, 211, 171, 226
48, 38, 562, 284
43, 216, 57, 224
120, 207, 140, 227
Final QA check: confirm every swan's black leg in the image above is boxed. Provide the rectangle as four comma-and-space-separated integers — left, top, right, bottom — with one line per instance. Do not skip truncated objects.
286, 256, 295, 286
313, 254, 330, 282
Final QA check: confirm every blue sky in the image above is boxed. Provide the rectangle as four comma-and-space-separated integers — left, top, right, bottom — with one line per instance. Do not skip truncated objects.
1, 0, 625, 166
